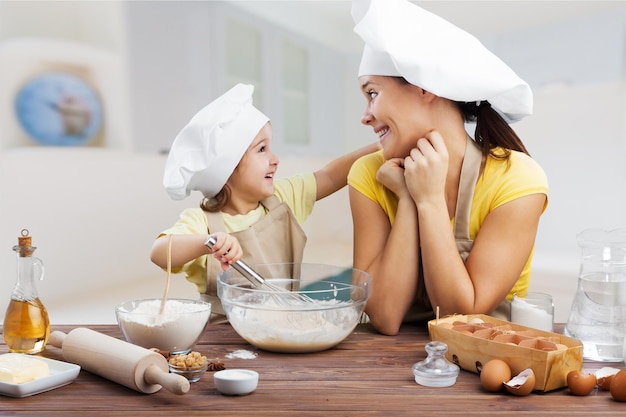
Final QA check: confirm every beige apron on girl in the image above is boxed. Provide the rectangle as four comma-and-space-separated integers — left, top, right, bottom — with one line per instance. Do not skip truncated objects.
405, 137, 510, 322
200, 195, 307, 323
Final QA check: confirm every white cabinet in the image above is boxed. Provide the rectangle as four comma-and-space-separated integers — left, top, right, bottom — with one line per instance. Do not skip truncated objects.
126, 1, 344, 156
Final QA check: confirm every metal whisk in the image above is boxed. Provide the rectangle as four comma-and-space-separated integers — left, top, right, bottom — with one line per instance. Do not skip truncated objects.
205, 236, 315, 304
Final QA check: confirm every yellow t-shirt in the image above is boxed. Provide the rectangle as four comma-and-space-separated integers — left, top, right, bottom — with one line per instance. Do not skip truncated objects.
347, 148, 549, 301
159, 173, 316, 292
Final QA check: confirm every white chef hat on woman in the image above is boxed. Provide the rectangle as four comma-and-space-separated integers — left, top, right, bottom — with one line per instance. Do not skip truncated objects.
352, 0, 532, 123
163, 83, 269, 200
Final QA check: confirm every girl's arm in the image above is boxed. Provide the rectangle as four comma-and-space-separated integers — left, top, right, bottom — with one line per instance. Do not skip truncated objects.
150, 231, 242, 271
313, 142, 381, 200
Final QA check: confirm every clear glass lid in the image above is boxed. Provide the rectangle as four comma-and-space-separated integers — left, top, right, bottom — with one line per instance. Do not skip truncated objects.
412, 341, 460, 387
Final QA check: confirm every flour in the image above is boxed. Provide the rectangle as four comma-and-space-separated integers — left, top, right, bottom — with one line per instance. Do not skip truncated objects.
226, 298, 362, 353
117, 299, 210, 353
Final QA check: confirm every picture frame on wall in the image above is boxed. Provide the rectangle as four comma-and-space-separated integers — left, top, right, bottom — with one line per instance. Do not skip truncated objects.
0, 37, 129, 150
14, 64, 105, 147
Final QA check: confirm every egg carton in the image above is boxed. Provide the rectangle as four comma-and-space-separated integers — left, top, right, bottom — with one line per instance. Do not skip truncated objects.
428, 314, 583, 391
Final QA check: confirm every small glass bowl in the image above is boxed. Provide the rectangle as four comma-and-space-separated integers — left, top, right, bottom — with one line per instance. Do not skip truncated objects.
168, 361, 208, 383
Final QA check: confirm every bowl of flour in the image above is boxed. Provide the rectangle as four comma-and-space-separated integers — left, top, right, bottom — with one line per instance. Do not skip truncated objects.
217, 263, 370, 353
115, 298, 211, 354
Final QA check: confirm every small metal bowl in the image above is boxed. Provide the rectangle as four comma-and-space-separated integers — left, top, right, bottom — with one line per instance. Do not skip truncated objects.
168, 361, 208, 383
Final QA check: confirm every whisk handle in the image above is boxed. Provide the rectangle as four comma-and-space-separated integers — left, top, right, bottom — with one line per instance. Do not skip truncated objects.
204, 235, 266, 287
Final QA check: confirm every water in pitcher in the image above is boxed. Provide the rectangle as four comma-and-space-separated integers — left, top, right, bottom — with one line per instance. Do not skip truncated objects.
565, 228, 626, 362
564, 272, 626, 361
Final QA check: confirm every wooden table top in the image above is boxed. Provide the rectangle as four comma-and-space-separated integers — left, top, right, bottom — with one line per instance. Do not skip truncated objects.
1, 323, 624, 416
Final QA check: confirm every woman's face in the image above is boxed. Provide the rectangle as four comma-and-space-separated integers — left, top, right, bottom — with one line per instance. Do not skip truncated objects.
359, 76, 431, 159
227, 123, 279, 206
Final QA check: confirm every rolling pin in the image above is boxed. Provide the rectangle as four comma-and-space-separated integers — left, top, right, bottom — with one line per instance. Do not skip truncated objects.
48, 327, 190, 395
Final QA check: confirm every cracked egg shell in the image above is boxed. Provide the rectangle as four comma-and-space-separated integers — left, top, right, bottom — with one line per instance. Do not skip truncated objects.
609, 369, 626, 402
504, 368, 535, 396
596, 366, 620, 391
567, 370, 596, 396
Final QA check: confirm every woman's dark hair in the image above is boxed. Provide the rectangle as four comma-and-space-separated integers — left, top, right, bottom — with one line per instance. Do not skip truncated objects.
200, 185, 231, 212
458, 100, 530, 158
393, 77, 529, 158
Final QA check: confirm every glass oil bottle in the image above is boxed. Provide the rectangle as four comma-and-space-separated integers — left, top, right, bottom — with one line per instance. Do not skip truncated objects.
3, 229, 50, 354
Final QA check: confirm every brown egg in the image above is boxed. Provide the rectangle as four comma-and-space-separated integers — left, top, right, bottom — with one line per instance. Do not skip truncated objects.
504, 368, 536, 396
567, 370, 596, 396
595, 367, 620, 391
609, 369, 626, 401
480, 359, 511, 392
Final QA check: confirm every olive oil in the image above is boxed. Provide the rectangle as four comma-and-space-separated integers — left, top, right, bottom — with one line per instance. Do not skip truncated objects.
2, 229, 50, 354
3, 298, 50, 354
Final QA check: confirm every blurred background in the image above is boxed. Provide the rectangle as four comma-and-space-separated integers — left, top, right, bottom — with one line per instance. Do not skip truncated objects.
1, 0, 625, 324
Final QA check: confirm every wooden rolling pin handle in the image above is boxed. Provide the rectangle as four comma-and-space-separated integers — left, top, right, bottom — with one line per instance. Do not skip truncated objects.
48, 330, 66, 348
144, 364, 190, 395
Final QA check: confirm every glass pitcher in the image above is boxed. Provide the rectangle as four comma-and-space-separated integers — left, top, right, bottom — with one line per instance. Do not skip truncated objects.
564, 228, 626, 362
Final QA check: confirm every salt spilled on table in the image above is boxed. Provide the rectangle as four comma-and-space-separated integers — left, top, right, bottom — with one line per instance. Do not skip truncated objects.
225, 349, 258, 360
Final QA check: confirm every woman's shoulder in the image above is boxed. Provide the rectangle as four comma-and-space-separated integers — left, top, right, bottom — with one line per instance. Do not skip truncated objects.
349, 149, 384, 177
481, 148, 549, 206
487, 149, 547, 180
357, 148, 385, 165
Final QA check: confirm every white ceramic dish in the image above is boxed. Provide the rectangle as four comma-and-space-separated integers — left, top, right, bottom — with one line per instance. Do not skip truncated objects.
213, 369, 259, 395
0, 353, 81, 398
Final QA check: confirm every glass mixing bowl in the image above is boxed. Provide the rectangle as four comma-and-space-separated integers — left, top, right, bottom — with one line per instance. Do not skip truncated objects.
217, 263, 370, 353
115, 298, 211, 354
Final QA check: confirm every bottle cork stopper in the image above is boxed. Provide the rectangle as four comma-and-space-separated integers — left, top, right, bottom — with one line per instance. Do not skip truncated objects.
16, 229, 33, 256
18, 229, 32, 247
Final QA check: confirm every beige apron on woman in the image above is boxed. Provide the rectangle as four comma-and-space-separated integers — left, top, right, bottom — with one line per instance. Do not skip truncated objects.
405, 137, 509, 322
201, 195, 307, 323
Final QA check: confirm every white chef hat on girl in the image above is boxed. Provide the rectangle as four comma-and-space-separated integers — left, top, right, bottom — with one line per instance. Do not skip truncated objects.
352, 0, 532, 123
163, 83, 269, 200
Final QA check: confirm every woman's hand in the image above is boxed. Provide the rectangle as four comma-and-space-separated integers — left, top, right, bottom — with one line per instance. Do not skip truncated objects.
208, 232, 243, 271
376, 157, 410, 198
403, 129, 449, 205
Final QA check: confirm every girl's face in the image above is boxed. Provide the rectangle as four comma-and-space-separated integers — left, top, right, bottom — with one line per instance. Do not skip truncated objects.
359, 76, 431, 159
227, 123, 279, 209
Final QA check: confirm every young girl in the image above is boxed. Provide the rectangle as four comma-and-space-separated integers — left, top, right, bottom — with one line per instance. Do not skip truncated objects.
151, 83, 379, 323
348, 0, 549, 335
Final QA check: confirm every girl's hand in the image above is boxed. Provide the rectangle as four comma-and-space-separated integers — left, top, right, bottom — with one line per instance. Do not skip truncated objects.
403, 129, 449, 205
376, 157, 410, 198
207, 232, 243, 271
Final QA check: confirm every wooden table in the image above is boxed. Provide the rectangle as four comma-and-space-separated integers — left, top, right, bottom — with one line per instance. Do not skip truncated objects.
1, 323, 624, 416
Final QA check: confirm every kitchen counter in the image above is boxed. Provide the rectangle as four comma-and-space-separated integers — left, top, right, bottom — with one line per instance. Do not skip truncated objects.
0, 323, 624, 415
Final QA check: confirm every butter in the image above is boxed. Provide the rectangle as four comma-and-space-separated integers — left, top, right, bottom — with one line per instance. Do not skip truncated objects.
0, 354, 50, 384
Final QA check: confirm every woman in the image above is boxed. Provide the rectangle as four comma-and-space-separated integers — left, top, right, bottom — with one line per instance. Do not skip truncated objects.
348, 0, 549, 335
